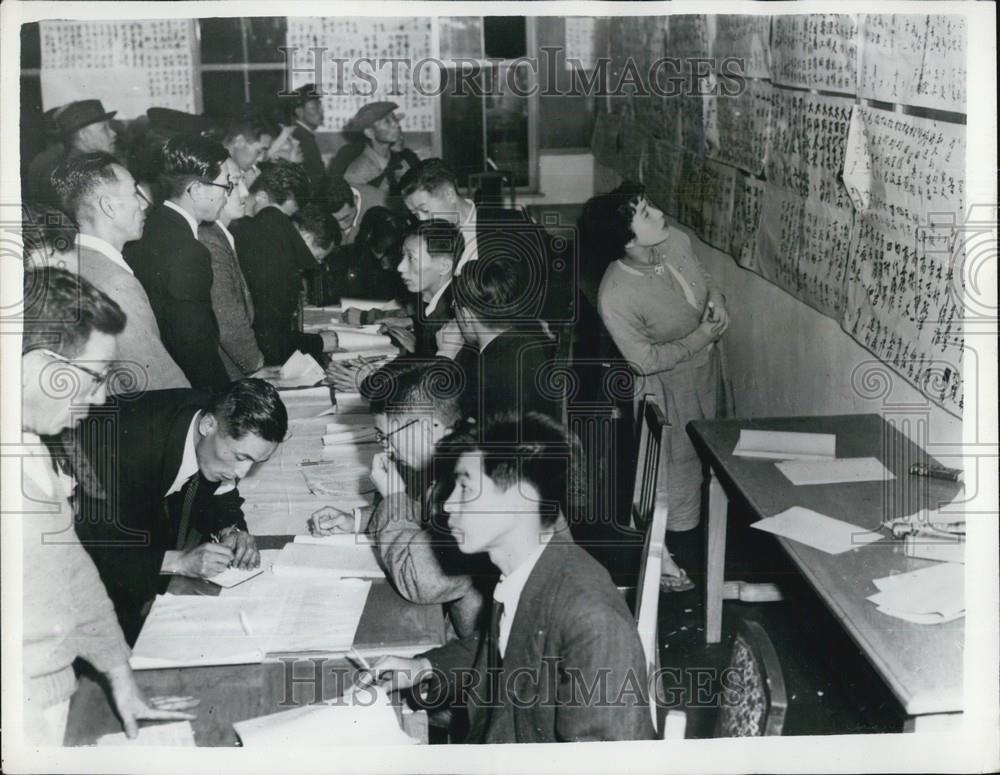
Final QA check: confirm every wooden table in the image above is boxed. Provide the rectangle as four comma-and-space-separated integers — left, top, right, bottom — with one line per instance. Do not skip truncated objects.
688, 414, 964, 731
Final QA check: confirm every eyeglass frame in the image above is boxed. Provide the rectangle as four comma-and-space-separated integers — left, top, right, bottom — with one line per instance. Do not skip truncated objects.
374, 417, 420, 448
188, 177, 236, 197
32, 347, 113, 396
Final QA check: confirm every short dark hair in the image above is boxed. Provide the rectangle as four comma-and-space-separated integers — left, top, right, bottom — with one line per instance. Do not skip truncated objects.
50, 151, 121, 219
437, 412, 584, 528
223, 115, 273, 146
362, 357, 465, 426
356, 206, 407, 262
452, 253, 540, 322
402, 219, 465, 264
206, 378, 288, 443
578, 181, 646, 264
320, 175, 355, 213
399, 158, 458, 198
249, 160, 310, 209
21, 203, 77, 261
21, 267, 126, 357
291, 203, 341, 250
158, 134, 230, 200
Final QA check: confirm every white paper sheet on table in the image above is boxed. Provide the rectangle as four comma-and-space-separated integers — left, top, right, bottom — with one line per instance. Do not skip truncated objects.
868, 562, 964, 623
97, 721, 196, 747
337, 298, 402, 312
733, 430, 836, 460
775, 457, 895, 486
233, 685, 416, 747
206, 564, 266, 589
272, 542, 384, 579
276, 350, 326, 387
129, 596, 267, 669
294, 533, 373, 547
751, 507, 885, 554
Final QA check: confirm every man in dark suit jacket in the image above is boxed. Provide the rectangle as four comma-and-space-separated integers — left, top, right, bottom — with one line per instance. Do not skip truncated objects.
234, 160, 327, 365
285, 85, 325, 187
123, 134, 232, 391
74, 379, 287, 644
450, 252, 561, 424
372, 413, 655, 743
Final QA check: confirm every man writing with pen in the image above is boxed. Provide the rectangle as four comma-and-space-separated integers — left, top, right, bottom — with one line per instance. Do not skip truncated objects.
74, 379, 288, 644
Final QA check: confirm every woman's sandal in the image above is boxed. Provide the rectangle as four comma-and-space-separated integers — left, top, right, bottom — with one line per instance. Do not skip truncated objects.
659, 568, 696, 593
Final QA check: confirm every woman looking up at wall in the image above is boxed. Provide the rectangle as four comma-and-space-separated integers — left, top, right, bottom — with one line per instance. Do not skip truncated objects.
582, 181, 732, 592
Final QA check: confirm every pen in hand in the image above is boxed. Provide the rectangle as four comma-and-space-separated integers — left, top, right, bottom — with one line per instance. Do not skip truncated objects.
346, 648, 376, 688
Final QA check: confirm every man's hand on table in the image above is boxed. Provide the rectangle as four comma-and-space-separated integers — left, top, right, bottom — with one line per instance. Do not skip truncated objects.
106, 663, 199, 738
308, 505, 355, 535
218, 526, 259, 569
162, 543, 233, 578
370, 656, 433, 693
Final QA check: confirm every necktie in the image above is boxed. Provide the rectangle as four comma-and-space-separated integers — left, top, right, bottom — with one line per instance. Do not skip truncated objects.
477, 599, 504, 741
175, 475, 201, 550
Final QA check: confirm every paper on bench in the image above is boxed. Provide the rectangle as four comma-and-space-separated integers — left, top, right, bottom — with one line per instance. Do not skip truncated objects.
733, 430, 836, 460
775, 457, 895, 486
272, 542, 384, 579
233, 685, 416, 747
97, 721, 196, 747
751, 507, 885, 554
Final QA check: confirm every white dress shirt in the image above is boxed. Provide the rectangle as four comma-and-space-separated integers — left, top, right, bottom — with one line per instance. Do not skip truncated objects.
164, 412, 235, 497
492, 532, 553, 658
454, 200, 478, 274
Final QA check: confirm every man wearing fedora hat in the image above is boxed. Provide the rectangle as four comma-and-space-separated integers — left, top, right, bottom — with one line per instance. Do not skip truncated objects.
28, 99, 118, 207
285, 84, 326, 187
343, 101, 420, 198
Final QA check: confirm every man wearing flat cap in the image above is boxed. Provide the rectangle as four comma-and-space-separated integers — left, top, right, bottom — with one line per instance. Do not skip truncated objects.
343, 101, 419, 198
286, 84, 326, 187
28, 99, 118, 207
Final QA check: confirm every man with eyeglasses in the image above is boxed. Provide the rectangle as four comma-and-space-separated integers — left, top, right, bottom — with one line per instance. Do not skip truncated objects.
124, 134, 232, 391
51, 152, 189, 393
308, 358, 486, 640
19, 268, 198, 745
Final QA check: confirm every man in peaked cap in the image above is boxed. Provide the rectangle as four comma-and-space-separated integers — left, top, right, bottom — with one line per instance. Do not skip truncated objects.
343, 101, 419, 198
28, 99, 118, 206
285, 83, 326, 186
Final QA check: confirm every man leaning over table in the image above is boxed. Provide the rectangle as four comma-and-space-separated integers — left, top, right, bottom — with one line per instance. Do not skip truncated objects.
74, 379, 287, 644
309, 357, 487, 639
19, 268, 197, 745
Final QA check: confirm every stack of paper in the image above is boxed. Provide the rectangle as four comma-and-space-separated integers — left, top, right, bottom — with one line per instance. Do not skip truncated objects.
97, 721, 196, 747
751, 507, 885, 554
867, 563, 965, 624
277, 351, 326, 388
327, 348, 397, 363
272, 542, 384, 580
775, 457, 895, 486
233, 685, 417, 747
335, 330, 394, 351
733, 430, 836, 460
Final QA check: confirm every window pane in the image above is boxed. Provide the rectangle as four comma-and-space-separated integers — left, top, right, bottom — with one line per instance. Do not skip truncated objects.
247, 70, 289, 112
199, 17, 243, 64
440, 66, 485, 190
246, 17, 287, 63
440, 17, 484, 60
21, 22, 41, 69
201, 70, 246, 118
484, 17, 526, 59
484, 62, 530, 187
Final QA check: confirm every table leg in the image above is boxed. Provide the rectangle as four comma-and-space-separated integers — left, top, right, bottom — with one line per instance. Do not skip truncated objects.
705, 469, 729, 644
